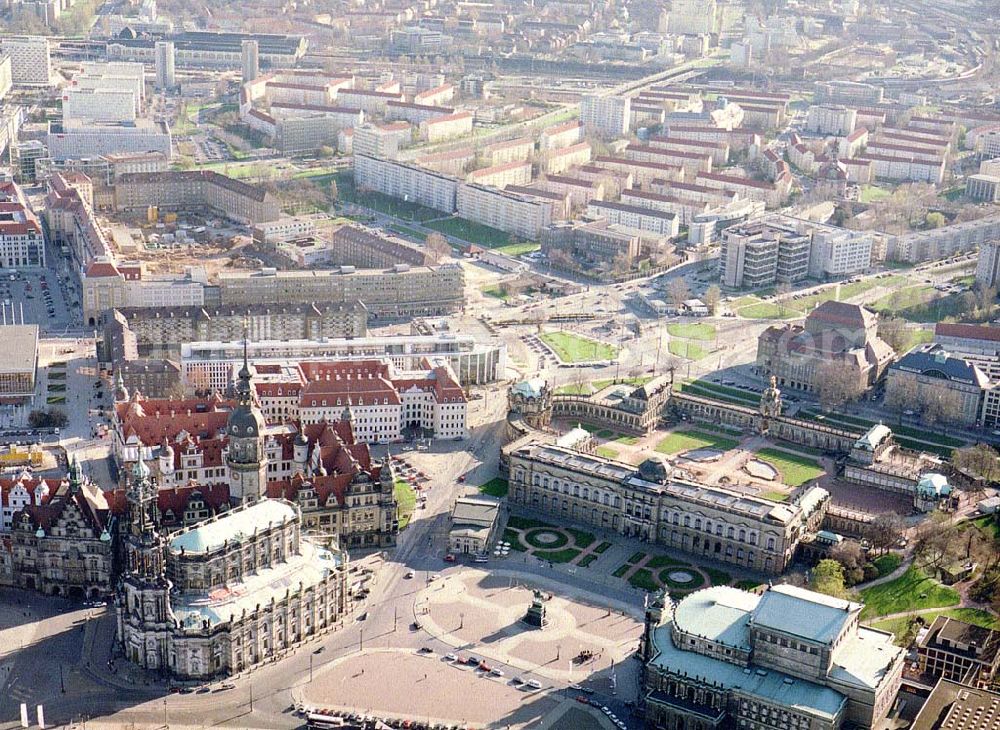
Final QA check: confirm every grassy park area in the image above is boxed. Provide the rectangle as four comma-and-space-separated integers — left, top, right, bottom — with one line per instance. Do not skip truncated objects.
666, 323, 716, 340
753, 448, 824, 487
655, 429, 739, 455
477, 478, 508, 498
395, 479, 417, 529
539, 332, 617, 363
859, 565, 960, 620
424, 216, 514, 248
668, 340, 710, 360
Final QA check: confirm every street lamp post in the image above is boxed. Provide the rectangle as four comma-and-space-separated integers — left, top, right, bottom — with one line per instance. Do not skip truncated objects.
459, 612, 464, 630
309, 654, 313, 683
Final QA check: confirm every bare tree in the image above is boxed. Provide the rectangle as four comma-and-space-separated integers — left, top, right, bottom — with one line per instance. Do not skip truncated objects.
877, 316, 913, 354
703, 284, 722, 315
885, 376, 919, 414
666, 278, 691, 309
912, 513, 959, 570
815, 361, 864, 411
830, 541, 866, 586
952, 444, 1000, 498
864, 513, 905, 555
424, 232, 452, 265
919, 385, 965, 428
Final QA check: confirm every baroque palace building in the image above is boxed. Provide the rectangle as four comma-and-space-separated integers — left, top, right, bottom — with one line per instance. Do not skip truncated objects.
506, 442, 829, 574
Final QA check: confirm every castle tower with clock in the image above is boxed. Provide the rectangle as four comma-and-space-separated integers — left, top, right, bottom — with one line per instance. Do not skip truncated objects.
226, 339, 268, 504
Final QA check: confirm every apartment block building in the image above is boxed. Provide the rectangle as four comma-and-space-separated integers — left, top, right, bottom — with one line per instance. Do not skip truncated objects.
114, 171, 280, 225
541, 219, 642, 271
806, 104, 858, 136
456, 184, 553, 240
696, 171, 792, 209
894, 214, 1000, 264
543, 141, 591, 175
329, 224, 427, 268
580, 95, 630, 140
466, 160, 532, 189
538, 120, 583, 150
625, 143, 712, 178
352, 122, 411, 160
483, 137, 534, 166
420, 111, 473, 142
967, 174, 1000, 203
647, 135, 730, 166
354, 154, 458, 214
586, 201, 679, 239
386, 101, 454, 126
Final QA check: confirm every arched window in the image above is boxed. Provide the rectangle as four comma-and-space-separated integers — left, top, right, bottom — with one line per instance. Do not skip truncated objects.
694, 518, 702, 530
727, 526, 735, 539
739, 529, 746, 542
684, 515, 691, 527
766, 536, 776, 551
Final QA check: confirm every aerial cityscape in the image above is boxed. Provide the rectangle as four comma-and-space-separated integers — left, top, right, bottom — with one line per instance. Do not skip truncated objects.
0, 0, 998, 728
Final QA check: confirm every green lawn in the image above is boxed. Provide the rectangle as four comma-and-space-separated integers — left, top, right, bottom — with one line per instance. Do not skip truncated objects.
502, 528, 527, 550
557, 377, 652, 396
859, 185, 891, 203
47, 371, 66, 380
494, 242, 541, 256
389, 224, 428, 243
647, 555, 688, 569
860, 565, 961, 620
871, 285, 967, 323
761, 490, 790, 502
615, 434, 640, 445
655, 430, 739, 455
482, 285, 509, 300
595, 445, 620, 460
738, 301, 796, 320
612, 564, 630, 578
667, 323, 716, 340
424, 216, 514, 248
478, 478, 509, 498
786, 276, 907, 314
679, 380, 759, 406
669, 340, 710, 360
566, 527, 596, 549
627, 551, 648, 564
593, 541, 612, 554
46, 396, 66, 404
704, 567, 731, 585
970, 515, 1000, 540
873, 553, 903, 577
871, 608, 1000, 645
628, 568, 659, 592
578, 554, 599, 568
394, 479, 417, 529
539, 331, 617, 363
754, 448, 825, 487
508, 515, 552, 530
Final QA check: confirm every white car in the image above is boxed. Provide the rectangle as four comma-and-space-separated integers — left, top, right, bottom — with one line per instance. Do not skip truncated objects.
445, 653, 458, 662
527, 679, 542, 690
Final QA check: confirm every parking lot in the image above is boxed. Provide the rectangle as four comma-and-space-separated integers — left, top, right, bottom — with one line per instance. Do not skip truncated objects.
3, 268, 76, 331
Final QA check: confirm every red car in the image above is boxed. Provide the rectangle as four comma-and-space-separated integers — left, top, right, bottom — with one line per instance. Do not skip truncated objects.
458, 475, 466, 483
444, 554, 457, 563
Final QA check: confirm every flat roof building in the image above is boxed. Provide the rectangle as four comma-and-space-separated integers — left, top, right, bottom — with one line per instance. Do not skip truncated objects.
0, 324, 39, 400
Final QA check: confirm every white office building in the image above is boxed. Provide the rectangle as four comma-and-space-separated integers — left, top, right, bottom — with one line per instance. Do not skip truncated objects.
154, 41, 176, 90
0, 36, 51, 86
47, 120, 172, 161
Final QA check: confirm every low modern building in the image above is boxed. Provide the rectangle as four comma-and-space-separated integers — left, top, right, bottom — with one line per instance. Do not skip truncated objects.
0, 325, 39, 400
639, 584, 904, 730
0, 181, 45, 269
180, 331, 505, 389
911, 679, 1000, 730
916, 615, 1000, 687
449, 495, 501, 555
